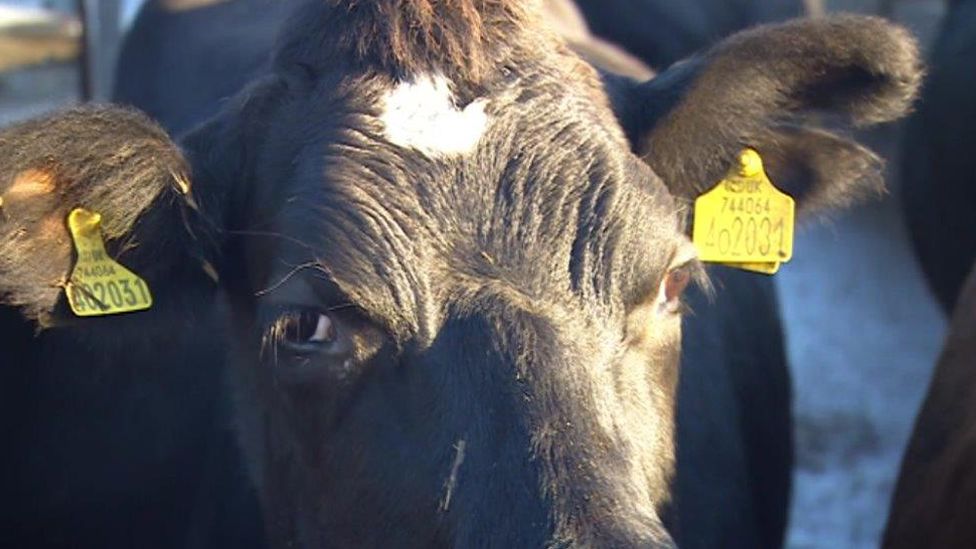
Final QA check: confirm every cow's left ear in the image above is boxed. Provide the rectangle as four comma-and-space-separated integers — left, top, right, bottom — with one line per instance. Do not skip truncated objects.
0, 106, 200, 326
608, 15, 923, 215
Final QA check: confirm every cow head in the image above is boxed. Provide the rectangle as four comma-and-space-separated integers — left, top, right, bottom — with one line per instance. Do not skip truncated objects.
0, 2, 920, 546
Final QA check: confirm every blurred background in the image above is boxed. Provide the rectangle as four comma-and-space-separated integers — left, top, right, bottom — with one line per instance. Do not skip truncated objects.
0, 0, 951, 547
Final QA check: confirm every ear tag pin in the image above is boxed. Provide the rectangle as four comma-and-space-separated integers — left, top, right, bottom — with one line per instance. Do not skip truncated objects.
692, 149, 796, 275
65, 208, 153, 316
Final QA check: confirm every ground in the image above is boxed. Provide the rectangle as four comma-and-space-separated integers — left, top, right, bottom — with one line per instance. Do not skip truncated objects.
781, 2, 948, 546
782, 182, 946, 548
0, 1, 952, 547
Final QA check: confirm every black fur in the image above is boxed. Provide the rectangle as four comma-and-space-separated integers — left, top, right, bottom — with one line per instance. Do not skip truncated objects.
625, 16, 921, 216
112, 0, 293, 137
883, 260, 976, 548
664, 267, 791, 549
0, 1, 921, 547
573, 0, 803, 69
899, 0, 976, 313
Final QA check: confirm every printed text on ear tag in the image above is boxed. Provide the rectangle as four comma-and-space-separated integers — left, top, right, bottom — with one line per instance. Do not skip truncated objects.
65, 208, 153, 316
692, 149, 795, 274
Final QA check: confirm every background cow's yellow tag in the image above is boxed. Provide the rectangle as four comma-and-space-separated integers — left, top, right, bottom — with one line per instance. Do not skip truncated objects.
65, 208, 153, 316
693, 149, 795, 270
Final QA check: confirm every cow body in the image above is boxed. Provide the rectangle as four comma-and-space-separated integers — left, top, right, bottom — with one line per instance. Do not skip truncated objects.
884, 0, 976, 538
0, 257, 264, 547
669, 267, 791, 548
883, 259, 976, 548
899, 0, 976, 313
112, 0, 294, 135
0, 1, 919, 547
573, 0, 804, 69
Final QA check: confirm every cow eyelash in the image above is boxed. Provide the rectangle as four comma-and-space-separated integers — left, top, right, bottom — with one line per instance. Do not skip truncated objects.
267, 308, 339, 353
659, 261, 707, 316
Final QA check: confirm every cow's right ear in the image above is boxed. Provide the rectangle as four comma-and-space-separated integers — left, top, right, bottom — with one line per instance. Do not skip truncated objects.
607, 15, 923, 217
0, 106, 202, 327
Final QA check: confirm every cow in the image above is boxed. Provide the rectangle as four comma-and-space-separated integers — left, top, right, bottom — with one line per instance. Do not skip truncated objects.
0, 1, 920, 547
572, 0, 805, 69
111, 0, 298, 136
110, 2, 791, 547
111, 0, 809, 136
898, 0, 976, 314
882, 258, 976, 548
0, 137, 265, 546
112, 1, 795, 547
110, 2, 798, 547
111, 0, 651, 138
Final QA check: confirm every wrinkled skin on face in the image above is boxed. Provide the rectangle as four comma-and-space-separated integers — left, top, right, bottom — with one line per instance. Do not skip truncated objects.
0, 1, 920, 546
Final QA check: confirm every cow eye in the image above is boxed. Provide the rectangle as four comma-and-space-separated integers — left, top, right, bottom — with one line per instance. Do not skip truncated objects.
665, 266, 692, 302
273, 309, 337, 350
659, 264, 694, 315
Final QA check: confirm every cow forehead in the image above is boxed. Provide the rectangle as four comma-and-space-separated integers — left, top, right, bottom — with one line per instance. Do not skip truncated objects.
250, 68, 681, 336
378, 74, 489, 158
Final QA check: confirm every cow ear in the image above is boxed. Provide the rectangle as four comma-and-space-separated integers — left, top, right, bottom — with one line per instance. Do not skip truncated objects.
612, 15, 922, 216
0, 106, 200, 327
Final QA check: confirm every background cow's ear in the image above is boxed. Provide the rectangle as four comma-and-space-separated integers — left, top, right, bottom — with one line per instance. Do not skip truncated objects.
611, 15, 922, 216
0, 106, 198, 326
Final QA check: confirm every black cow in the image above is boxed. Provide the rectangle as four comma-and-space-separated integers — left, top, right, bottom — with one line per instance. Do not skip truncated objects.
883, 258, 976, 548
110, 2, 796, 547
112, 0, 655, 136
899, 0, 976, 314
0, 132, 265, 545
573, 0, 805, 69
112, 0, 296, 136
112, 2, 786, 547
111, 0, 807, 136
1, 1, 919, 547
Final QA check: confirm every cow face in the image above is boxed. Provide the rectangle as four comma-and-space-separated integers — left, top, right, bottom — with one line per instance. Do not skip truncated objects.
231, 118, 691, 542
0, 2, 920, 547
216, 18, 693, 549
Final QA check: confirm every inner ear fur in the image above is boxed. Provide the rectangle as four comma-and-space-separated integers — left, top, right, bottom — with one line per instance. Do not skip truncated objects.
623, 15, 922, 214
0, 106, 195, 326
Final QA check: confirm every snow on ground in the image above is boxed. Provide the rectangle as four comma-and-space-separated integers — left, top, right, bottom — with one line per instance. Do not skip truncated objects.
781, 192, 947, 548
782, 1, 949, 547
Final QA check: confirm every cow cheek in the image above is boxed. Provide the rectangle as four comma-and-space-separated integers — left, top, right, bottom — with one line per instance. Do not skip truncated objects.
617, 315, 682, 500
216, 293, 271, 493
625, 304, 682, 402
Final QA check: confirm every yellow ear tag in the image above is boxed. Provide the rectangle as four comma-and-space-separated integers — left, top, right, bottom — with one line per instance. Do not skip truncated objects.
692, 149, 795, 275
65, 208, 153, 316
726, 261, 781, 275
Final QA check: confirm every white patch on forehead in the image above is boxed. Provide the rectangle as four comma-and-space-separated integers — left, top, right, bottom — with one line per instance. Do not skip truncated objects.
379, 74, 488, 158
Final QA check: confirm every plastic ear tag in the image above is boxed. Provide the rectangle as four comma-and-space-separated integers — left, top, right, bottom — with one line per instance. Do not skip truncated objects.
727, 262, 781, 275
65, 208, 153, 316
692, 149, 795, 274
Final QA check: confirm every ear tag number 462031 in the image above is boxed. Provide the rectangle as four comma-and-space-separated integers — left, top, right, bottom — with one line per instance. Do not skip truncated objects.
692, 149, 795, 275
65, 208, 153, 316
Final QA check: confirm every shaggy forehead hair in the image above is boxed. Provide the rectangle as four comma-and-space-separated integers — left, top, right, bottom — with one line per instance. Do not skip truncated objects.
246, 0, 677, 344
276, 0, 541, 82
